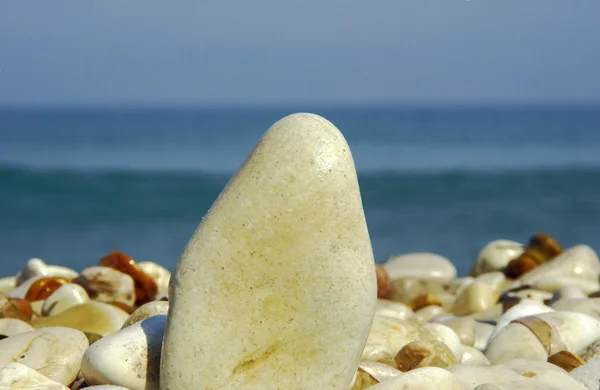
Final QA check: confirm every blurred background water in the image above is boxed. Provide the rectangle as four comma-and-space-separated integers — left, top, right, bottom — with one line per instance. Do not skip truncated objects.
1, 106, 600, 276
2, 2, 600, 277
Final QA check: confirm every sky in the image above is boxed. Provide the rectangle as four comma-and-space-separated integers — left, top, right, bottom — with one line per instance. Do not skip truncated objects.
1, 1, 599, 106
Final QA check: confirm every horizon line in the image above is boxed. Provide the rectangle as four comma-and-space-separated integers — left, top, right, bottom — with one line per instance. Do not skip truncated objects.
1, 100, 600, 111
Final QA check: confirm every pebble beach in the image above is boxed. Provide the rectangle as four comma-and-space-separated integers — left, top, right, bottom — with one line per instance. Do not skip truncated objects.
2, 113, 600, 390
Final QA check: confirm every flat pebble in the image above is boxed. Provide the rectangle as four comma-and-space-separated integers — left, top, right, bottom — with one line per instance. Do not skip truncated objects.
383, 253, 456, 283
32, 301, 129, 336
0, 326, 88, 385
0, 362, 69, 390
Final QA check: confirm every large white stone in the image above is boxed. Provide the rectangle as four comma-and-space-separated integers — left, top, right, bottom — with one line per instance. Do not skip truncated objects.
0, 327, 88, 385
82, 315, 165, 390
571, 355, 600, 390
383, 253, 456, 283
160, 113, 377, 390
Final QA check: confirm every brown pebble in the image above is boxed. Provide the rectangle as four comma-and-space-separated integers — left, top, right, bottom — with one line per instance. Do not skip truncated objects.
394, 339, 456, 372
376, 265, 391, 298
548, 350, 585, 372
98, 251, 158, 306
24, 277, 71, 301
505, 233, 562, 278
2, 298, 33, 321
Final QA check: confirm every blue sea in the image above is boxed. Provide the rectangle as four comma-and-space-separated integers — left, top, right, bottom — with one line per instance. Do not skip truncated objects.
1, 106, 600, 277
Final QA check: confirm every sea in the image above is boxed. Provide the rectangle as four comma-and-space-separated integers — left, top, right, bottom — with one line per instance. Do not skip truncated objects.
1, 105, 600, 278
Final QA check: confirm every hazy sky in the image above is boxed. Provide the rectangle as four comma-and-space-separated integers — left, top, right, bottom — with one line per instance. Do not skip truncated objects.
1, 1, 599, 106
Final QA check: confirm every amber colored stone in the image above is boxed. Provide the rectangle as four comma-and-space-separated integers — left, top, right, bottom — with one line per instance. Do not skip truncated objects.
351, 370, 379, 390
394, 339, 456, 372
548, 351, 585, 372
528, 233, 562, 259
24, 277, 71, 301
505, 254, 539, 279
98, 251, 158, 306
505, 233, 563, 279
407, 293, 443, 311
376, 265, 391, 299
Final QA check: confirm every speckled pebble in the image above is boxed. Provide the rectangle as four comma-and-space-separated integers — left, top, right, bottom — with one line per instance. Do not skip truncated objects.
161, 113, 377, 390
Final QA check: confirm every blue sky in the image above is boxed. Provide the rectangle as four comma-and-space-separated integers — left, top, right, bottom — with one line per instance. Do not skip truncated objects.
1, 1, 599, 106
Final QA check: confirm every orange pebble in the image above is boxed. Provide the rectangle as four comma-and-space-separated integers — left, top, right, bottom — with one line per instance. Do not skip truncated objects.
98, 251, 158, 306
7, 298, 33, 320
25, 277, 71, 301
505, 254, 539, 279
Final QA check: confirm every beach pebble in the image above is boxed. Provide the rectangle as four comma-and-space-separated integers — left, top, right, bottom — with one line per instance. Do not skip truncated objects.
518, 245, 600, 288
436, 317, 477, 347
160, 113, 377, 389
549, 285, 588, 303
474, 272, 507, 294
0, 326, 88, 385
0, 277, 16, 295
351, 361, 402, 389
470, 239, 524, 277
368, 367, 465, 389
82, 315, 165, 390
458, 345, 490, 366
137, 261, 170, 295
394, 339, 456, 371
452, 282, 498, 316
7, 276, 44, 299
15, 258, 78, 286
486, 311, 600, 364
415, 305, 447, 323
375, 299, 414, 321
98, 251, 158, 306
449, 363, 581, 390
41, 283, 90, 316
32, 301, 129, 336
363, 316, 428, 361
73, 266, 136, 308
551, 298, 600, 320
0, 318, 33, 337
0, 362, 69, 390
502, 358, 587, 389
80, 387, 132, 390
490, 301, 554, 341
122, 300, 169, 328
383, 253, 456, 283
0, 294, 32, 321
388, 278, 428, 304
570, 355, 600, 390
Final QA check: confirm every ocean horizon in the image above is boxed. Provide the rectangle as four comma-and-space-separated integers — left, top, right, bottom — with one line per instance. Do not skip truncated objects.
2, 105, 600, 277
